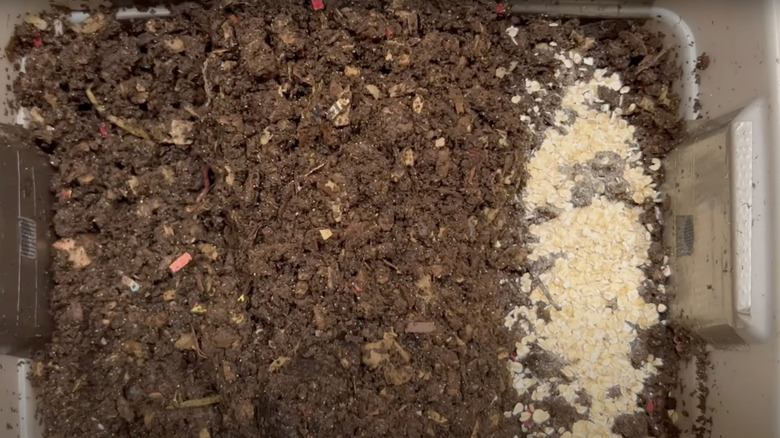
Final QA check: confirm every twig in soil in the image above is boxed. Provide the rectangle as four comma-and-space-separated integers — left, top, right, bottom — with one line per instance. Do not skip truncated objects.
202, 58, 212, 108
167, 394, 221, 409
382, 259, 401, 273
635, 46, 672, 75
195, 165, 212, 203
533, 277, 562, 312
202, 50, 228, 109
304, 163, 325, 177
86, 87, 151, 141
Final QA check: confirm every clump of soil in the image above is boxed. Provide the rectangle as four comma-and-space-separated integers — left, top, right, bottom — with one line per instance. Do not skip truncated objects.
11, 2, 686, 437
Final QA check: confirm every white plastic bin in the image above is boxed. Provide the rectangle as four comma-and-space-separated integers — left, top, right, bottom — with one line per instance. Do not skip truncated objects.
1, 1, 778, 437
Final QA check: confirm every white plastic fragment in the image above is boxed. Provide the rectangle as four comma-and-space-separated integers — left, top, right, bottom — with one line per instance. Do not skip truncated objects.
15, 108, 30, 129
115, 7, 172, 20
506, 26, 519, 45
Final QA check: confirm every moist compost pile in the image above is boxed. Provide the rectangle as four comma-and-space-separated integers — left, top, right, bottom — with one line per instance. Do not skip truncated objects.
11, 1, 692, 437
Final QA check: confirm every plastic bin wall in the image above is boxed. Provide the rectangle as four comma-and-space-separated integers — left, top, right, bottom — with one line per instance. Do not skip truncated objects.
0, 1, 778, 437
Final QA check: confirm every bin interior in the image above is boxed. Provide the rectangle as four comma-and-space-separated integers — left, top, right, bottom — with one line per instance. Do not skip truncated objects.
1, 1, 779, 437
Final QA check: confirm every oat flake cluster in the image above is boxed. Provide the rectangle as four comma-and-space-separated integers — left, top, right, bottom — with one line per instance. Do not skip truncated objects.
504, 48, 667, 437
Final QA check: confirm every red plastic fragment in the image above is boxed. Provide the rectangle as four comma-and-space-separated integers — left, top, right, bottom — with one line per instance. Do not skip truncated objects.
354, 284, 362, 293
386, 27, 394, 36
647, 399, 655, 412
311, 0, 325, 11
34, 38, 43, 48
231, 15, 239, 23
170, 253, 193, 273
100, 123, 108, 136
497, 4, 507, 14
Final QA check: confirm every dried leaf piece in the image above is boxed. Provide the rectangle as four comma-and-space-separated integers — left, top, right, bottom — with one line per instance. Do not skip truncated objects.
143, 410, 155, 428
73, 13, 106, 34
117, 396, 135, 422
268, 356, 291, 373
385, 364, 413, 385
388, 83, 409, 97
53, 238, 91, 269
427, 410, 449, 425
122, 340, 148, 359
174, 332, 205, 357
331, 202, 343, 223
29, 107, 45, 124
199, 243, 219, 260
405, 321, 436, 333
174, 333, 197, 350
165, 120, 194, 145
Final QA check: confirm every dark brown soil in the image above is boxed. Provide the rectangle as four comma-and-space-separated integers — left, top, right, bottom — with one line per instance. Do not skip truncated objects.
11, 2, 686, 437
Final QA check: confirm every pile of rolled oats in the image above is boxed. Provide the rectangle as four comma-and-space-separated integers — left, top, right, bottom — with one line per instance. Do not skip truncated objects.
504, 47, 668, 437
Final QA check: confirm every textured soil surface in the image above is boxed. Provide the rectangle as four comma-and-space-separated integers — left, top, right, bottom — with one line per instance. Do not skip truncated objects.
11, 1, 688, 437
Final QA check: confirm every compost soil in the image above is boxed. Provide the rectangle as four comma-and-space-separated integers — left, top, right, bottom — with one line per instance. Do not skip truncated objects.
12, 2, 689, 437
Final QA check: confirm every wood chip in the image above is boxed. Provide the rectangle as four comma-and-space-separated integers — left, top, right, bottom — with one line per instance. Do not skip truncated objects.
412, 95, 424, 113
401, 148, 415, 167
449, 87, 465, 114
364, 84, 381, 99
405, 321, 436, 333
107, 115, 151, 141
163, 290, 176, 301
24, 14, 48, 30
344, 66, 360, 76
164, 38, 185, 53
319, 229, 333, 240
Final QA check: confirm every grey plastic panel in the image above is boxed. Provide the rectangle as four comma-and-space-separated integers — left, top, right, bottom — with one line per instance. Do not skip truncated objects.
0, 127, 53, 356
